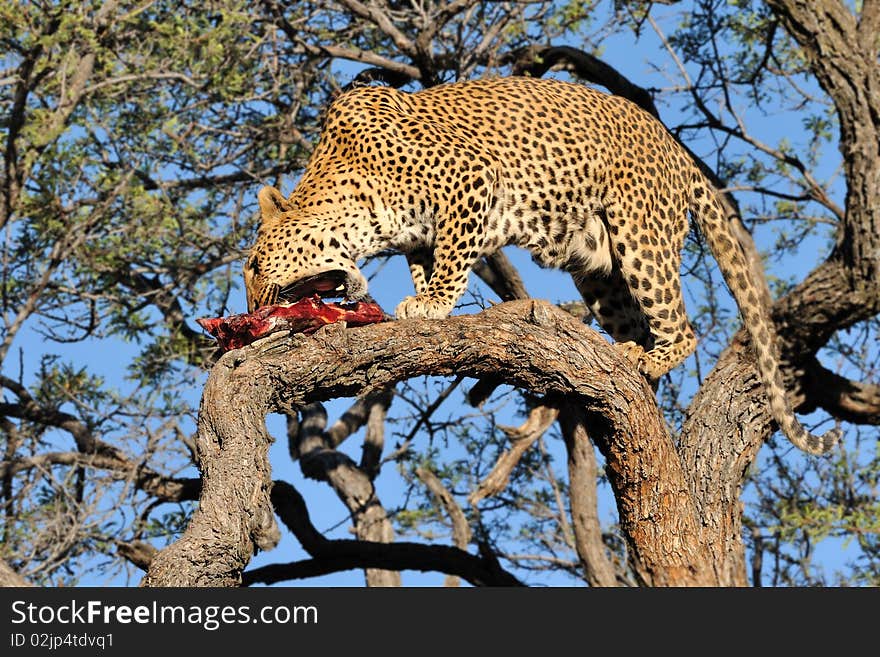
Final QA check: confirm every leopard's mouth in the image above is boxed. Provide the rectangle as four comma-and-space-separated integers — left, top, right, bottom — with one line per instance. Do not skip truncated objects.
277, 270, 349, 304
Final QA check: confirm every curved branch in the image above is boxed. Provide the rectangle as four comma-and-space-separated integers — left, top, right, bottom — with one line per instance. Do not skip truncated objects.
248, 481, 508, 587
141, 349, 280, 587
504, 45, 660, 119
294, 403, 401, 586
144, 300, 718, 586
469, 404, 559, 505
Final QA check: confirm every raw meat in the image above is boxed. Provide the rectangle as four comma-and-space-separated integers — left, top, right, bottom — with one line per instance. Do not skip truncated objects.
197, 296, 385, 351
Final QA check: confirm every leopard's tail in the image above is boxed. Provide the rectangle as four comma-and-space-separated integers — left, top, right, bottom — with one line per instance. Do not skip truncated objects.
689, 170, 839, 455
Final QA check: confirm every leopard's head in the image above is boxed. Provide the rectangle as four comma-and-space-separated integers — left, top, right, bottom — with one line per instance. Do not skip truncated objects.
244, 186, 367, 312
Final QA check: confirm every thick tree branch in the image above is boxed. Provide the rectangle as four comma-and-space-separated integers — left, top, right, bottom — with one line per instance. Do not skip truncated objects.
144, 301, 718, 586
141, 347, 280, 586
766, 0, 880, 288
802, 360, 880, 425
116, 540, 159, 572
858, 1, 880, 57
678, 260, 878, 586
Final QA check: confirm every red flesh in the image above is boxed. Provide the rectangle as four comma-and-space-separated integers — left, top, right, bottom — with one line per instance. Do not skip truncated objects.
197, 296, 385, 352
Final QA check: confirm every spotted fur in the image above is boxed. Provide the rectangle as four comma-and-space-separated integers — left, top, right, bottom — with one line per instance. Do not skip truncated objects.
245, 76, 838, 455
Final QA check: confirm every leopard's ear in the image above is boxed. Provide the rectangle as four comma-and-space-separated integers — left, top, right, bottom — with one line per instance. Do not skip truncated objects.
257, 186, 291, 223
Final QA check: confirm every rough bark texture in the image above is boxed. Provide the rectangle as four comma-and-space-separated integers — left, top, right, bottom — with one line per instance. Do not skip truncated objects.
141, 353, 280, 587
0, 558, 32, 587
678, 0, 880, 586
144, 301, 717, 586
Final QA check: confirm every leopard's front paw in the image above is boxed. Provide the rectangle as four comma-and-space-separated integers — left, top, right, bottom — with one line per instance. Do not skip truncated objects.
395, 295, 454, 320
614, 340, 648, 373
613, 341, 669, 381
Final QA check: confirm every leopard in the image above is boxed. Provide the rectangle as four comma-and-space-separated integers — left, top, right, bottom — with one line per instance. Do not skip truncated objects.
244, 76, 838, 455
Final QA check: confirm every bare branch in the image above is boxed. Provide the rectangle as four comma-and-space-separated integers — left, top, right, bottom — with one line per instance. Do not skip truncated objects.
0, 450, 199, 503
504, 45, 660, 118
415, 466, 471, 586
415, 467, 471, 550
294, 405, 402, 587
335, 0, 419, 59
469, 404, 559, 505
298, 42, 422, 82
559, 403, 621, 587
359, 389, 393, 478
329, 389, 394, 451
242, 480, 522, 587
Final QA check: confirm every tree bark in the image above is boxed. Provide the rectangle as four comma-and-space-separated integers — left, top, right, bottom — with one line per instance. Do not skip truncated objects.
143, 301, 719, 586
144, 1, 880, 588
141, 352, 280, 587
677, 0, 880, 585
0, 558, 32, 587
